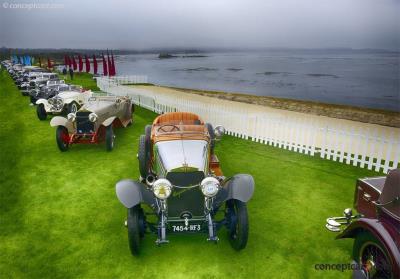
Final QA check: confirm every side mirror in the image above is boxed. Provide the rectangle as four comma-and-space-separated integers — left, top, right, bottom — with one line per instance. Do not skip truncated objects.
214, 125, 225, 139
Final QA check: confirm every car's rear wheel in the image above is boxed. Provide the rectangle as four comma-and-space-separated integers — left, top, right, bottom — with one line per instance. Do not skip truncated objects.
68, 101, 79, 114
145, 125, 152, 154
353, 231, 393, 279
36, 104, 47, 120
138, 135, 150, 179
127, 205, 145, 256
105, 125, 114, 151
226, 199, 249, 250
56, 126, 69, 152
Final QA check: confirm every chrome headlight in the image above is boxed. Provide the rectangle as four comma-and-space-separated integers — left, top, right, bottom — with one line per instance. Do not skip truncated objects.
200, 177, 220, 197
67, 113, 76, 122
152, 178, 172, 200
88, 113, 98, 122
214, 125, 226, 138
48, 98, 54, 105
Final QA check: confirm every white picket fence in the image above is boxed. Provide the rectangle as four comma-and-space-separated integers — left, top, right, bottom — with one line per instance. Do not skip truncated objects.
97, 76, 400, 174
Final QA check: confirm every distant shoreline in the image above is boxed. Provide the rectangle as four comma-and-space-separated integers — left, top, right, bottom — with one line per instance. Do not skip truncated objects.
155, 85, 399, 128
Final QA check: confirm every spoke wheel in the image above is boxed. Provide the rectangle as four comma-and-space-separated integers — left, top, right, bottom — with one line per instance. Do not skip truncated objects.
36, 103, 47, 120
68, 102, 79, 114
56, 126, 69, 152
105, 125, 114, 151
353, 232, 393, 279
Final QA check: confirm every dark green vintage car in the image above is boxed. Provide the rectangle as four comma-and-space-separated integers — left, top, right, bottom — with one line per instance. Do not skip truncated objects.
116, 112, 255, 255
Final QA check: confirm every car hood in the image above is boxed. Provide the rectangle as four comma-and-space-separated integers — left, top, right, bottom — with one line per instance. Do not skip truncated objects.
56, 91, 81, 99
155, 140, 208, 173
80, 100, 116, 114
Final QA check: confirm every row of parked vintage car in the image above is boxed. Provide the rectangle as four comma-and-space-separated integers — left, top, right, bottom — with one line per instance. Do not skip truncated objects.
2, 61, 398, 279
2, 61, 133, 151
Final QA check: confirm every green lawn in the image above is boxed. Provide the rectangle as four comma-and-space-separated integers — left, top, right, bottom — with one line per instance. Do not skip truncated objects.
0, 68, 380, 278
58, 72, 100, 91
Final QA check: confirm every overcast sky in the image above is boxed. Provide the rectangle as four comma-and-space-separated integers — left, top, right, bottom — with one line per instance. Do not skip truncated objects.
0, 0, 399, 50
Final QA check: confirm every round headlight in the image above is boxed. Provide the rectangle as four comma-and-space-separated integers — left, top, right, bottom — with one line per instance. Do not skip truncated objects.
152, 178, 172, 200
200, 177, 220, 197
214, 125, 226, 138
88, 113, 98, 122
67, 113, 76, 122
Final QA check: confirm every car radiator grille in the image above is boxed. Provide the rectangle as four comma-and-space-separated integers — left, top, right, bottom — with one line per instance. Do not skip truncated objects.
166, 171, 206, 217
76, 112, 94, 134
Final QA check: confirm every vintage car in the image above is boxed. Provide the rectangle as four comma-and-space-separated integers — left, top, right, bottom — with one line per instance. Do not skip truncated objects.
29, 81, 78, 104
20, 73, 58, 95
49, 96, 133, 151
36, 89, 93, 120
326, 169, 400, 279
115, 112, 255, 255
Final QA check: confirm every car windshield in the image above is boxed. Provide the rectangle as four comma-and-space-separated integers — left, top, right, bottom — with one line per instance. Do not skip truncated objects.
155, 140, 208, 174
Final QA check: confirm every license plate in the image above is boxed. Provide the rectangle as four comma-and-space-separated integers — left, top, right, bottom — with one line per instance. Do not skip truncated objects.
171, 224, 202, 232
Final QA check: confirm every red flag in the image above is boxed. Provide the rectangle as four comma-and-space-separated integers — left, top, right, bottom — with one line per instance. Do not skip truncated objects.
93, 54, 98, 75
67, 55, 71, 68
102, 53, 108, 76
72, 56, 77, 70
47, 57, 52, 69
111, 50, 116, 76
85, 55, 90, 73
107, 50, 112, 76
78, 55, 83, 72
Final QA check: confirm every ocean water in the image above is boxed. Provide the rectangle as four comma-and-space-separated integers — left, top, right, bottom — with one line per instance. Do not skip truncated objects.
115, 50, 399, 111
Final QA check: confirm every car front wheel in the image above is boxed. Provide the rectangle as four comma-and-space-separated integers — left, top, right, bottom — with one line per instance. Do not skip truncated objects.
37, 104, 47, 120
353, 231, 393, 279
105, 125, 114, 151
127, 205, 145, 256
68, 102, 79, 114
56, 126, 69, 152
226, 199, 249, 250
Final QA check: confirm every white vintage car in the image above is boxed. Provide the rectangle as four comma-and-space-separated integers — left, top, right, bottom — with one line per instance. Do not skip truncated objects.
36, 90, 92, 120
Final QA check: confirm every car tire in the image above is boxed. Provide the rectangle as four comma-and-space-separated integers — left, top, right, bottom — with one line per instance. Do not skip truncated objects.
352, 231, 393, 279
127, 205, 143, 256
206, 123, 215, 152
37, 104, 47, 120
68, 102, 79, 114
56, 126, 69, 152
138, 135, 149, 179
145, 124, 152, 147
105, 125, 114, 151
226, 199, 249, 251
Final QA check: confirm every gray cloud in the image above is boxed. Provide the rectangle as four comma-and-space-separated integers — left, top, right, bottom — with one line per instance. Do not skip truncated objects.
0, 0, 399, 50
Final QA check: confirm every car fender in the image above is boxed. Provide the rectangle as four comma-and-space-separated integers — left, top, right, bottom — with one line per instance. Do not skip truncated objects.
36, 98, 51, 111
102, 116, 116, 127
216, 174, 255, 204
116, 179, 155, 208
50, 116, 74, 133
337, 218, 400, 274
36, 98, 48, 106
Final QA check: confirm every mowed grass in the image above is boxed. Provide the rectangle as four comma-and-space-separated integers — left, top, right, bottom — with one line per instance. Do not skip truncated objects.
58, 72, 100, 91
0, 68, 381, 279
